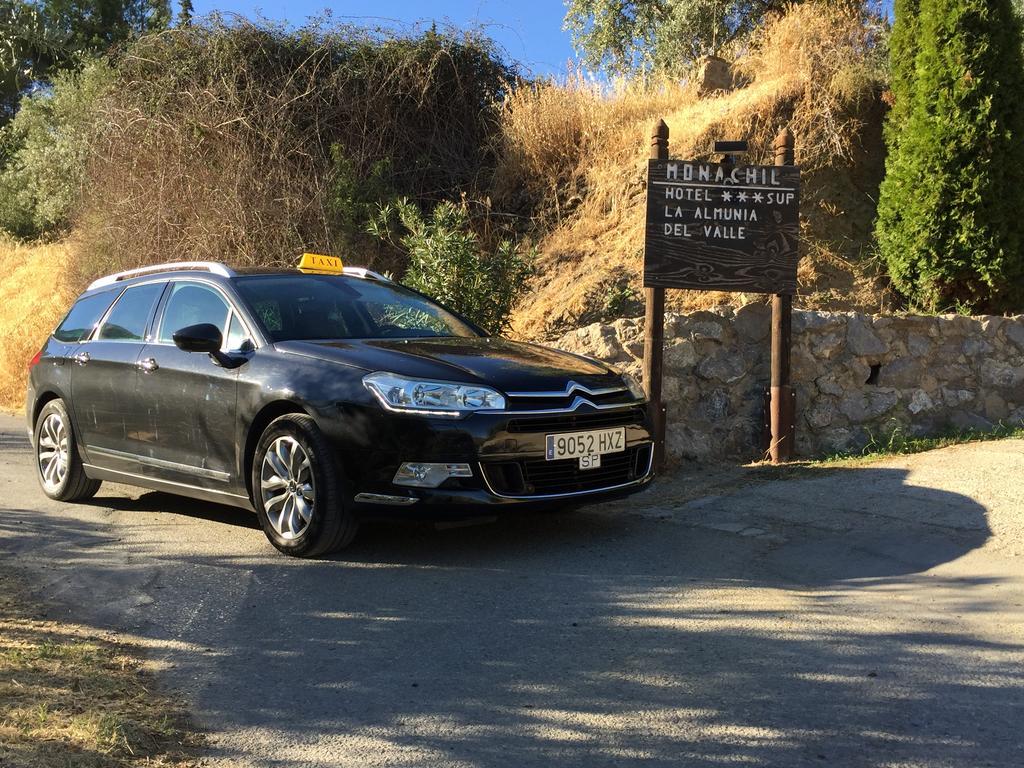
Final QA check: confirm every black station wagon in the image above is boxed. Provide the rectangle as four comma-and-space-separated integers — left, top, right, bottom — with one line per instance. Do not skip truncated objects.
26, 260, 654, 556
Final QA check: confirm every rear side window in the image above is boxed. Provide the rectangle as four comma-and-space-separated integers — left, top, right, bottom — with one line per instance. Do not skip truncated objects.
97, 283, 165, 342
54, 291, 117, 343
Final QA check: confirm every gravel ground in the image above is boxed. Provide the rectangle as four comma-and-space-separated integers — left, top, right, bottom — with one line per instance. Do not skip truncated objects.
1, 412, 1022, 767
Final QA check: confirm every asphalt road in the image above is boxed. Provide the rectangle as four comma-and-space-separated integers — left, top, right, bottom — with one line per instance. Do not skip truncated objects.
1, 412, 1023, 767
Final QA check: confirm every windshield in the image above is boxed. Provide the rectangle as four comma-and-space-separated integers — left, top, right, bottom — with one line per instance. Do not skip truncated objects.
233, 274, 481, 342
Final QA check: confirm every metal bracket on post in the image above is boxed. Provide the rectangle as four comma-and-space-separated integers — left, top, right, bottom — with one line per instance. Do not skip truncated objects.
644, 120, 669, 471
769, 128, 796, 464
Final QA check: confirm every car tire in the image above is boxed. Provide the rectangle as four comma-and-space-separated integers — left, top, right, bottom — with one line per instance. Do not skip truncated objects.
252, 414, 358, 557
34, 399, 101, 502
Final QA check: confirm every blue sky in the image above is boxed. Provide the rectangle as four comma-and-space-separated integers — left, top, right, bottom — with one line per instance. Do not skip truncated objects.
191, 1, 577, 77
190, 1, 896, 79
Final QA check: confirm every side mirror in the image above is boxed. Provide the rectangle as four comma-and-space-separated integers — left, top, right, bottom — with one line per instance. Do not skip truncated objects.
172, 323, 222, 353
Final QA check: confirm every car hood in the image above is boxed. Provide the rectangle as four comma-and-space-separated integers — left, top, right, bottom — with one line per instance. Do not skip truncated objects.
274, 336, 625, 392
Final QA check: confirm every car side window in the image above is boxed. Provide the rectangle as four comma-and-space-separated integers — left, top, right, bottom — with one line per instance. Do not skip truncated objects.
54, 290, 117, 343
158, 283, 230, 344
96, 283, 165, 342
225, 312, 250, 351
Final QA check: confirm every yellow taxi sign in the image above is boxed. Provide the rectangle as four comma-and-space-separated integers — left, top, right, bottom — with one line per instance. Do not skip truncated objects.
297, 252, 344, 275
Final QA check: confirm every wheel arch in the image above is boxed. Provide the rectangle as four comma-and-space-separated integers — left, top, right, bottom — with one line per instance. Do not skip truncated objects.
32, 389, 64, 430
243, 400, 312, 501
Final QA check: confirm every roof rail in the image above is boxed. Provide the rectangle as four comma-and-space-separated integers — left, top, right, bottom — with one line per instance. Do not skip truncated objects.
87, 262, 237, 291
342, 267, 391, 282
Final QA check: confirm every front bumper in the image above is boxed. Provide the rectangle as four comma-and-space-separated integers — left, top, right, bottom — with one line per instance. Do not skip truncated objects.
334, 403, 655, 516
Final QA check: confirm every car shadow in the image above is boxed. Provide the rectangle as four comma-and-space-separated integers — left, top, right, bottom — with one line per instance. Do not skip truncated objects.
84, 490, 261, 529
3, 461, 1019, 767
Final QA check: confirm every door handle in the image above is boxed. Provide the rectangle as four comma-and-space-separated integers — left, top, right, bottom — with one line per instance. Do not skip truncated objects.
73, 351, 90, 365
138, 357, 159, 373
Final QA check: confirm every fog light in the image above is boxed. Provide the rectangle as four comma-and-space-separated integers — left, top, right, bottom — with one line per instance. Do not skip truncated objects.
393, 462, 473, 488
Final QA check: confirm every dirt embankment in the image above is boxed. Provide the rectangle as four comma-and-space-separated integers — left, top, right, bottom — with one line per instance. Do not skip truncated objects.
0, 239, 74, 411
497, 5, 891, 339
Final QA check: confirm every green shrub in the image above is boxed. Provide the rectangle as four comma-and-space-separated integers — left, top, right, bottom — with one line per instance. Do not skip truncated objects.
370, 199, 536, 334
876, 0, 1024, 313
0, 59, 113, 239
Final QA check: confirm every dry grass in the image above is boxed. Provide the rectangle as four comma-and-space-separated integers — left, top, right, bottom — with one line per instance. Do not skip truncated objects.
0, 569, 201, 768
499, 5, 892, 339
0, 237, 75, 411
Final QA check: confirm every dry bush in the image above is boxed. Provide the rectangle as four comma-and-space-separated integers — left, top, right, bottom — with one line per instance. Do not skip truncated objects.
494, 72, 693, 221
0, 237, 74, 411
500, 3, 890, 339
75, 18, 513, 288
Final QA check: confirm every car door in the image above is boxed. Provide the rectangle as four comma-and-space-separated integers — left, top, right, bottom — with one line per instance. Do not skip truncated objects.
70, 281, 167, 474
136, 280, 249, 492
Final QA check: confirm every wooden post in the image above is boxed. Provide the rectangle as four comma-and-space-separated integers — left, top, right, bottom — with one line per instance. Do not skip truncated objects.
770, 128, 796, 463
644, 120, 669, 470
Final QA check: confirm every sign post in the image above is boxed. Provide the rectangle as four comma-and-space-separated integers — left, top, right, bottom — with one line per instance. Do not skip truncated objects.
643, 120, 669, 471
641, 124, 801, 465
770, 129, 796, 463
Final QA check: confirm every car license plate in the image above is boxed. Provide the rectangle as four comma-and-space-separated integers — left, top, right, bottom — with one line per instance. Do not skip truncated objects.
546, 427, 626, 462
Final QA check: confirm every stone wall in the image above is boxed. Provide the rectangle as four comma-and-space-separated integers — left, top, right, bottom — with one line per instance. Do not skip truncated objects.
552, 306, 1024, 461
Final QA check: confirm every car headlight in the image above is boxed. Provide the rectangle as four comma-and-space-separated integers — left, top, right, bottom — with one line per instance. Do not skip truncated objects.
622, 372, 647, 400
363, 372, 506, 417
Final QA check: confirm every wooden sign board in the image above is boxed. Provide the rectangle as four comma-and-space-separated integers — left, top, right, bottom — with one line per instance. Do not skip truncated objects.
644, 160, 801, 294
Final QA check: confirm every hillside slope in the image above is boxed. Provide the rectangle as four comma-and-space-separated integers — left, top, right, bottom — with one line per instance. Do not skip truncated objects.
500, 6, 891, 339
0, 240, 74, 410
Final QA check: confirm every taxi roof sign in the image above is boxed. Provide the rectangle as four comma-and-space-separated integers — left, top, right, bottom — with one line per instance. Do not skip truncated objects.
297, 253, 344, 275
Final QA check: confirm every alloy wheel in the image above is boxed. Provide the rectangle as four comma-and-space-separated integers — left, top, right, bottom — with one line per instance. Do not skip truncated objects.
260, 436, 315, 539
37, 413, 69, 492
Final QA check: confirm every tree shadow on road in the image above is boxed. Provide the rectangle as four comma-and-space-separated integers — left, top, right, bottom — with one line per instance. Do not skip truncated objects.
2, 463, 1021, 768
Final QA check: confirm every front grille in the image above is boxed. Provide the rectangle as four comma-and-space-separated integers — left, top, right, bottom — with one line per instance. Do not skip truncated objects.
506, 407, 646, 434
505, 388, 638, 412
482, 444, 652, 497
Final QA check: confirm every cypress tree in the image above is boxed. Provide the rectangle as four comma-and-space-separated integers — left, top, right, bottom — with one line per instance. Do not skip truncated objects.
875, 0, 1024, 313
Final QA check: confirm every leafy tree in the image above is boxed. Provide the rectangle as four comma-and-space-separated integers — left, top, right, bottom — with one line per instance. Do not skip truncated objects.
0, 0, 170, 125
177, 0, 191, 26
0, 1, 67, 122
875, 0, 1024, 312
0, 58, 113, 236
370, 199, 536, 334
564, 0, 869, 74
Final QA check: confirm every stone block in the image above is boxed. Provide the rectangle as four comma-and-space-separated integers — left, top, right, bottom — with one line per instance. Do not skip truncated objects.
695, 388, 731, 421
815, 374, 844, 397
793, 311, 844, 333
907, 333, 931, 357
840, 389, 899, 423
982, 392, 1009, 421
980, 359, 1024, 389
791, 348, 818, 381
1006, 321, 1024, 352
697, 349, 749, 383
908, 389, 935, 415
820, 427, 855, 454
847, 315, 887, 357
666, 427, 714, 461
809, 331, 845, 360
805, 398, 840, 429
733, 302, 770, 342
949, 410, 995, 432
664, 339, 697, 370
962, 336, 991, 357
942, 388, 975, 407
878, 357, 924, 389
981, 316, 1005, 337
